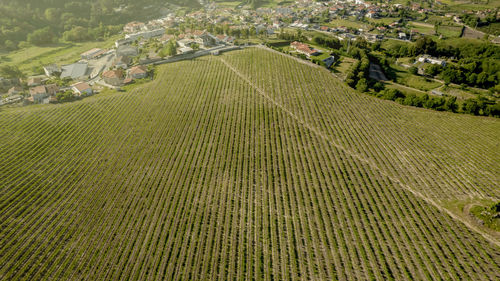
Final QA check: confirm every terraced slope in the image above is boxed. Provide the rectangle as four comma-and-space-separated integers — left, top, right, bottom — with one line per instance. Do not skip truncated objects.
0, 48, 499, 280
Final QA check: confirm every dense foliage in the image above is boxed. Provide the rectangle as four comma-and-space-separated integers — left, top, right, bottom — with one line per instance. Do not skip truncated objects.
0, 0, 199, 50
382, 36, 500, 90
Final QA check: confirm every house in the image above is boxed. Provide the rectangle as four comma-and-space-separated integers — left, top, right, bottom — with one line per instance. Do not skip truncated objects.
215, 35, 234, 44
27, 77, 42, 87
192, 30, 216, 47
417, 56, 447, 67
116, 45, 138, 57
125, 28, 165, 41
179, 47, 194, 54
123, 21, 146, 33
365, 11, 378, 18
4, 94, 23, 103
178, 38, 196, 48
160, 34, 175, 44
322, 56, 335, 68
398, 32, 407, 40
45, 84, 60, 95
7, 86, 23, 95
81, 48, 106, 60
43, 64, 61, 77
60, 63, 89, 80
128, 65, 148, 79
113, 56, 131, 69
290, 41, 321, 57
29, 85, 48, 103
115, 38, 134, 48
72, 82, 92, 96
102, 69, 124, 86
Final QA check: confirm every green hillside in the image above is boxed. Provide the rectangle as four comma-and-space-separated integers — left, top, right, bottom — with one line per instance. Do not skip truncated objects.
0, 48, 499, 280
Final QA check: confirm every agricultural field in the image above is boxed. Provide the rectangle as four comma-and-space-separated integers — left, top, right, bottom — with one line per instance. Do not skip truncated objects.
0, 47, 499, 280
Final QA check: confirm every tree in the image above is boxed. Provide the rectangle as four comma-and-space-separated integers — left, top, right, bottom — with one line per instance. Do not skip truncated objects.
56, 91, 75, 103
409, 66, 418, 75
444, 96, 458, 112
356, 78, 368, 92
425, 64, 441, 77
27, 27, 55, 45
44, 8, 60, 22
63, 26, 91, 42
415, 36, 436, 55
0, 65, 24, 79
462, 99, 479, 115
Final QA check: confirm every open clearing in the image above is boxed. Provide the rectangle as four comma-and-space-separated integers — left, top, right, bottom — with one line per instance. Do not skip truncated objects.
0, 48, 499, 280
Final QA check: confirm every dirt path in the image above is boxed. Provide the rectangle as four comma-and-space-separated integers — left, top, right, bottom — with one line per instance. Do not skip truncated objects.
254, 44, 320, 68
219, 54, 500, 247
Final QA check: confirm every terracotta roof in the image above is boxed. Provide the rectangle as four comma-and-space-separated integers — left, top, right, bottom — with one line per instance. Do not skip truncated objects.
29, 85, 47, 95
102, 69, 124, 79
45, 84, 59, 95
192, 30, 206, 36
72, 82, 91, 92
129, 65, 147, 75
27, 77, 42, 85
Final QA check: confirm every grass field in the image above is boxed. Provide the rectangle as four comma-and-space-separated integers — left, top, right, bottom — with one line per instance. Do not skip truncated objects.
0, 36, 120, 75
392, 64, 443, 91
0, 48, 499, 280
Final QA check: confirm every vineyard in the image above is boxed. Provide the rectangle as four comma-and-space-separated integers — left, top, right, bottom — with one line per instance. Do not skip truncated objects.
0, 47, 499, 280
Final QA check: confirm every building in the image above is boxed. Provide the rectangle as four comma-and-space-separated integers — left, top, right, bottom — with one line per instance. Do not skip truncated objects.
29, 86, 48, 103
417, 56, 447, 67
322, 56, 335, 68
60, 63, 89, 80
290, 41, 321, 57
179, 47, 194, 54
125, 28, 165, 41
45, 84, 60, 95
128, 65, 148, 79
72, 82, 93, 96
27, 77, 42, 87
115, 38, 135, 48
192, 30, 216, 47
7, 86, 23, 95
113, 56, 131, 69
215, 35, 234, 44
102, 69, 124, 86
160, 34, 175, 44
43, 64, 61, 77
398, 32, 407, 40
116, 45, 138, 57
81, 48, 106, 60
123, 21, 146, 33
178, 38, 196, 48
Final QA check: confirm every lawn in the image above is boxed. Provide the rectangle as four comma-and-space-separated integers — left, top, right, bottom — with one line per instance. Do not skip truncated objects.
392, 64, 442, 91
409, 21, 436, 35
332, 56, 358, 78
437, 25, 463, 38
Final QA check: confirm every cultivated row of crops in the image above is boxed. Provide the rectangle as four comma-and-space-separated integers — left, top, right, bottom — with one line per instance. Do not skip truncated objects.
0, 48, 498, 280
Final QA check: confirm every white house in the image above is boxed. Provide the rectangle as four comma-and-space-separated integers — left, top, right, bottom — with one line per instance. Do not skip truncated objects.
72, 82, 92, 96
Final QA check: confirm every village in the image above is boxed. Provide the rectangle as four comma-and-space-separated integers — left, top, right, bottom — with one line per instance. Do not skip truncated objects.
0, 0, 498, 107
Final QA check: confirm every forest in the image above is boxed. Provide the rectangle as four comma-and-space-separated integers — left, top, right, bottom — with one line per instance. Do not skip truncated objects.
0, 0, 200, 51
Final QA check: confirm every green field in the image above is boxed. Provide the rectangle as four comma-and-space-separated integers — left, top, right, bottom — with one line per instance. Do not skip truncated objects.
392, 64, 443, 91
0, 48, 499, 280
0, 36, 120, 75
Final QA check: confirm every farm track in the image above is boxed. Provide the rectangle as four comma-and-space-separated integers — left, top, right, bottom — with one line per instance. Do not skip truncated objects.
218, 56, 500, 247
0, 48, 499, 280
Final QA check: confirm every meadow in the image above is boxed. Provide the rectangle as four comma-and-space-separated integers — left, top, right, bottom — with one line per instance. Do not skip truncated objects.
0, 48, 499, 280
